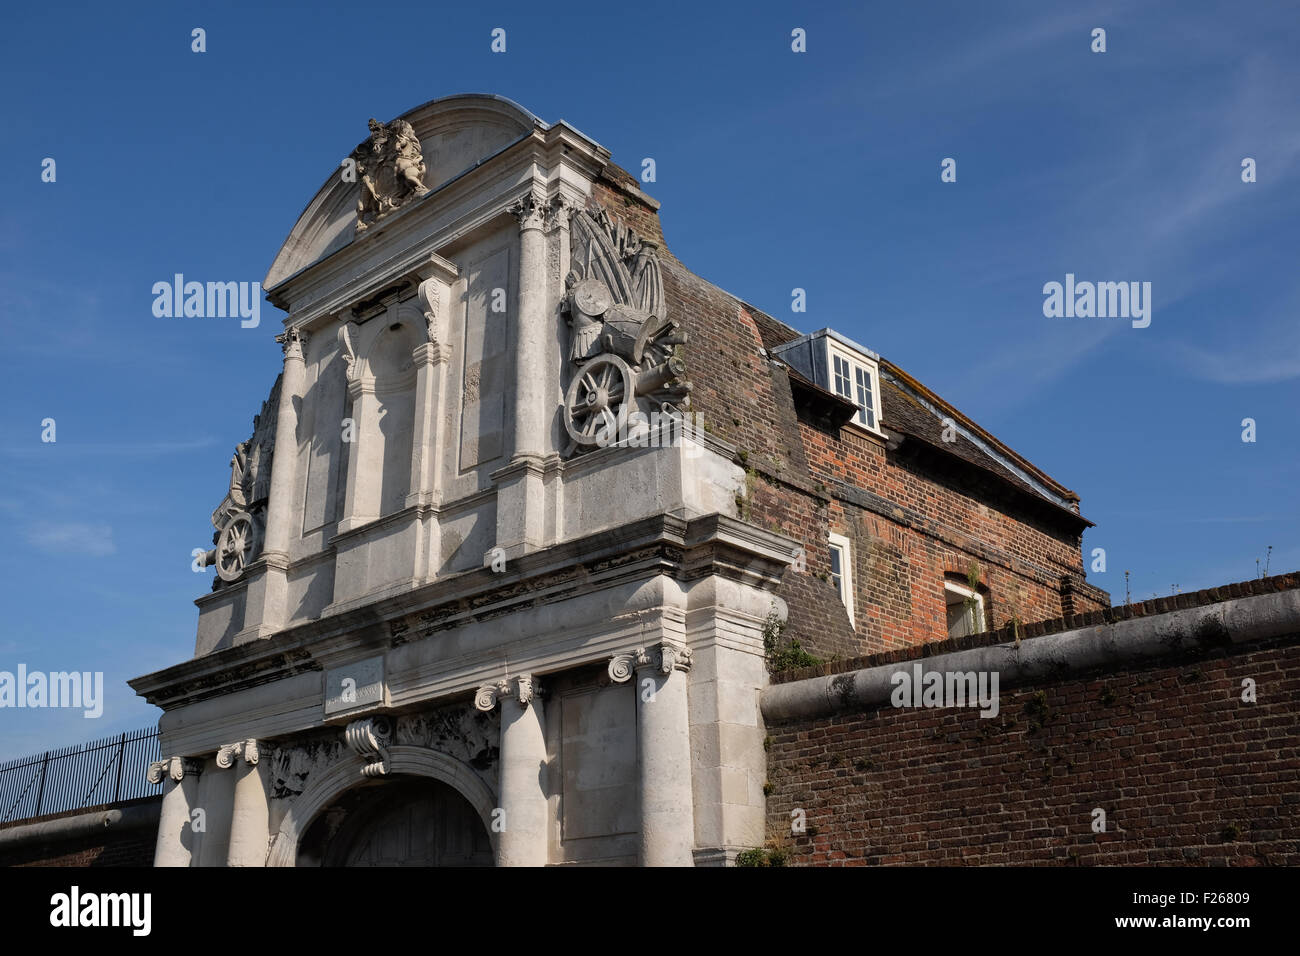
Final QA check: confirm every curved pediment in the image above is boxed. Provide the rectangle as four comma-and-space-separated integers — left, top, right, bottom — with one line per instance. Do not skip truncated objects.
265, 93, 544, 290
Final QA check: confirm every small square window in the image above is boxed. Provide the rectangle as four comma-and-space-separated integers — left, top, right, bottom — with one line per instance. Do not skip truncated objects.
945, 582, 985, 638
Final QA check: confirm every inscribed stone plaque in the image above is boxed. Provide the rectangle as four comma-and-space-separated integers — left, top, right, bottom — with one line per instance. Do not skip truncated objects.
324, 655, 385, 716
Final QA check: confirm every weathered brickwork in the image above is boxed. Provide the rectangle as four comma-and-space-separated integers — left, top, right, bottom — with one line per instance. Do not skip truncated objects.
763, 578, 1300, 866
591, 171, 1109, 661
0, 797, 161, 867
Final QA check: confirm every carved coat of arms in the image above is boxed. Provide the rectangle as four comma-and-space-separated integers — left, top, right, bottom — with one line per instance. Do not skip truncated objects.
350, 117, 429, 232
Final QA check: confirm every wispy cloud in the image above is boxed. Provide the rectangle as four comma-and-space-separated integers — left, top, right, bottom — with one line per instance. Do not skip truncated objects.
0, 438, 218, 459
25, 521, 116, 557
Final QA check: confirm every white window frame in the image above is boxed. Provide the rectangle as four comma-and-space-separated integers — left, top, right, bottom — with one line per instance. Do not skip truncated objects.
826, 339, 883, 436
944, 581, 985, 637
828, 532, 855, 627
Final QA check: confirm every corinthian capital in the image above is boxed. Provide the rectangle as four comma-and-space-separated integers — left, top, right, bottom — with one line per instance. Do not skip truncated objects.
544, 195, 575, 234
509, 190, 547, 232
608, 642, 692, 682
275, 326, 309, 361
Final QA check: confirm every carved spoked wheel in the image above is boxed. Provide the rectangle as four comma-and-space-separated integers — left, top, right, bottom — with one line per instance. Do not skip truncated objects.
215, 511, 256, 582
565, 354, 635, 447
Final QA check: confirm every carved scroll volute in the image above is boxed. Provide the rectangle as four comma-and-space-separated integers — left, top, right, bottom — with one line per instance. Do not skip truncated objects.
417, 276, 446, 347
216, 739, 262, 769
338, 320, 361, 383
608, 654, 637, 683
344, 717, 392, 778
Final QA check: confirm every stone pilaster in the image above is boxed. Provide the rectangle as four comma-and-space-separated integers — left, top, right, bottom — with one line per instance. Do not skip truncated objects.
406, 264, 457, 517
337, 374, 376, 532
147, 756, 203, 867
475, 674, 548, 866
609, 641, 696, 866
219, 739, 271, 867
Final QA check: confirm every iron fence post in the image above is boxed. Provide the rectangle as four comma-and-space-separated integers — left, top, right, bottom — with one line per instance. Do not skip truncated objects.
113, 732, 126, 802
34, 751, 49, 817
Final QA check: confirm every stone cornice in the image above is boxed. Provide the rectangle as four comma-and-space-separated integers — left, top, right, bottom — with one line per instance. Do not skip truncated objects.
131, 513, 797, 711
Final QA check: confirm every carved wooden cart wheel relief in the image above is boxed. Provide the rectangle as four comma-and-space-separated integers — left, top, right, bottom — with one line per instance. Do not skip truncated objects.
565, 354, 634, 446
216, 511, 256, 582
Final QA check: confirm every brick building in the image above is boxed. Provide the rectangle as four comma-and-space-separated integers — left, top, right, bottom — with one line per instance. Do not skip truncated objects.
589, 166, 1111, 662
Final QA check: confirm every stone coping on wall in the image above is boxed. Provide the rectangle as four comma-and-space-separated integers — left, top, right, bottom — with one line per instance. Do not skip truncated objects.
0, 796, 162, 833
771, 571, 1300, 685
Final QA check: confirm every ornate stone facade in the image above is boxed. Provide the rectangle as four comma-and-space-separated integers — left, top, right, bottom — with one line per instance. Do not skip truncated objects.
132, 94, 799, 868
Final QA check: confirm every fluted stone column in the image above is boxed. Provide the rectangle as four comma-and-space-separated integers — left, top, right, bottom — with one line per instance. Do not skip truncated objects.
219, 739, 270, 867
239, 327, 308, 639
147, 756, 203, 868
610, 642, 696, 866
475, 675, 548, 866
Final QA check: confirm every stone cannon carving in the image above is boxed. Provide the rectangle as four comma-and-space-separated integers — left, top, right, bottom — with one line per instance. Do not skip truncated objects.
201, 378, 280, 585
561, 204, 690, 452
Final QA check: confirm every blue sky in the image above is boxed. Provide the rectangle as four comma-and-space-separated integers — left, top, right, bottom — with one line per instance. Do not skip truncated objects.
1, 0, 1296, 759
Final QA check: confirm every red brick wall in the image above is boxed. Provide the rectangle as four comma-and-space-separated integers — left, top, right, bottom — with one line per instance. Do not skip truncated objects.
763, 624, 1300, 866
588, 174, 1107, 661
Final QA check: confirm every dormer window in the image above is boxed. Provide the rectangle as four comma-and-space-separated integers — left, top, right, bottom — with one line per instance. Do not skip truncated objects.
770, 329, 884, 437
828, 342, 880, 432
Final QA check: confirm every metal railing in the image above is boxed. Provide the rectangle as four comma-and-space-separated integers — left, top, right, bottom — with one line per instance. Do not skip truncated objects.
0, 727, 161, 824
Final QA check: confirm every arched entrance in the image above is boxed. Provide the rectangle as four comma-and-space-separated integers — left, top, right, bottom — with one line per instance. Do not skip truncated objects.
298, 776, 493, 866
267, 746, 500, 867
